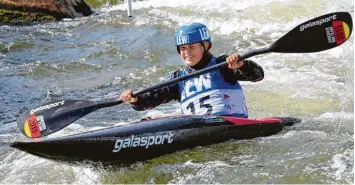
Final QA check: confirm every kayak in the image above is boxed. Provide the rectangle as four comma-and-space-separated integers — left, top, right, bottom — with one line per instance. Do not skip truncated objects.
11, 115, 301, 165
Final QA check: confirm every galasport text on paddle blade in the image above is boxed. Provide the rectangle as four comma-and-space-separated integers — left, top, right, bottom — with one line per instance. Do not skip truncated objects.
271, 12, 352, 53
17, 100, 100, 138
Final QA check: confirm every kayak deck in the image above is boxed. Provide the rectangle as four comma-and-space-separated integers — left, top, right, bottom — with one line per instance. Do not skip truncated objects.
11, 115, 301, 165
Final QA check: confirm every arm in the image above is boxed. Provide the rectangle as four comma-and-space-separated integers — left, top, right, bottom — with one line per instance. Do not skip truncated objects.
217, 55, 264, 84
127, 71, 180, 111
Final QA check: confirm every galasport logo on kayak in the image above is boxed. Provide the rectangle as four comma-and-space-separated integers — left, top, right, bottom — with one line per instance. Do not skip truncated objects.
29, 100, 65, 115
299, 14, 337, 31
325, 21, 351, 45
113, 132, 174, 152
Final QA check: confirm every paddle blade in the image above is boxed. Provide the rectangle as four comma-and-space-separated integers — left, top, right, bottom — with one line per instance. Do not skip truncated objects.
272, 12, 352, 53
17, 100, 100, 138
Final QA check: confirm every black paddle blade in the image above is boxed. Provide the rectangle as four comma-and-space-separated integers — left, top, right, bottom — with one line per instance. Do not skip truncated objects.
17, 100, 100, 138
272, 12, 352, 53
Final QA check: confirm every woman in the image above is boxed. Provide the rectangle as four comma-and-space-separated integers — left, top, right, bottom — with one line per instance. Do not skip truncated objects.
120, 22, 264, 118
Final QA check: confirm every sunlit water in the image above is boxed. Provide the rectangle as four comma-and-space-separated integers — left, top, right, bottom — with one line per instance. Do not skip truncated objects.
0, 0, 353, 183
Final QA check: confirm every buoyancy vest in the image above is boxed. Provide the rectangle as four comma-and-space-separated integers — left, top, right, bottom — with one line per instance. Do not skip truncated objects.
178, 56, 248, 117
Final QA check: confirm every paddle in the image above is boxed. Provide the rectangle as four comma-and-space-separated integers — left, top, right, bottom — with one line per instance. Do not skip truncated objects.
17, 12, 353, 138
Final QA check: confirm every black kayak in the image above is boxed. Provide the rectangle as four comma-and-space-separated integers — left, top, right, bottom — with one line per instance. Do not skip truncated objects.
11, 115, 301, 165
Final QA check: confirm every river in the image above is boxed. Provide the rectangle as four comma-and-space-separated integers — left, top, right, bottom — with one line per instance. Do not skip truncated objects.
0, 0, 353, 183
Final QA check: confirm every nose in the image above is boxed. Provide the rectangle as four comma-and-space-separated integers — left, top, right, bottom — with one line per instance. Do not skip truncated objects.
181, 48, 192, 55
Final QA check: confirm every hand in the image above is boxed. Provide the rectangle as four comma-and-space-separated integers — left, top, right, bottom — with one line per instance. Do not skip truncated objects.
226, 54, 244, 69
120, 90, 138, 103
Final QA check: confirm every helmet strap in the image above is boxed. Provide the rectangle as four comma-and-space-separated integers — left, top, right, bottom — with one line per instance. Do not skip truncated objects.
200, 42, 206, 52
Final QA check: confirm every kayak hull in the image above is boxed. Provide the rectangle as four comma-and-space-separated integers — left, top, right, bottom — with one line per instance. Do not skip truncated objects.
11, 115, 301, 165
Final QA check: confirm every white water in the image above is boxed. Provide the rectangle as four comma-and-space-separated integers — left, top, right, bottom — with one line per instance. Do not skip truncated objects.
0, 0, 353, 184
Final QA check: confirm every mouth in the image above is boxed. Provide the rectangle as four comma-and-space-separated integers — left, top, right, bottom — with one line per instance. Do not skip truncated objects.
185, 56, 194, 60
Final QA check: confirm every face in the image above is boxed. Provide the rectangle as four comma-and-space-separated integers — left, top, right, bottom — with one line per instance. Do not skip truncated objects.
178, 43, 204, 66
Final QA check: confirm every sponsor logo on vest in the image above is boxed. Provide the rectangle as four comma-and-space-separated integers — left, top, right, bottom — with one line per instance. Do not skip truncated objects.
300, 14, 337, 31
225, 104, 232, 110
223, 94, 230, 99
113, 132, 174, 152
183, 74, 212, 98
30, 100, 65, 115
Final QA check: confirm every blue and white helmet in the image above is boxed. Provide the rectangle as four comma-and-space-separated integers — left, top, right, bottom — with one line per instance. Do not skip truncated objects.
174, 22, 211, 46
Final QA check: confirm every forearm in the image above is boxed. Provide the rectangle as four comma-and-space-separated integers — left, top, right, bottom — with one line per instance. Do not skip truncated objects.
237, 60, 264, 82
130, 84, 179, 111
217, 55, 264, 83
130, 90, 168, 111
130, 95, 157, 111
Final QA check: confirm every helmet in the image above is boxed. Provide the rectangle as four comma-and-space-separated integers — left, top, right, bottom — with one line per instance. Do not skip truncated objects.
174, 22, 211, 46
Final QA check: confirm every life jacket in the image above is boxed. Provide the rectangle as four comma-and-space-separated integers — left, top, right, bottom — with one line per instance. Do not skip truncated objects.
178, 56, 248, 117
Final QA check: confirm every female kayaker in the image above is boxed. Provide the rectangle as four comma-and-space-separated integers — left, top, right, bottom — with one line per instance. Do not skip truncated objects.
120, 22, 264, 118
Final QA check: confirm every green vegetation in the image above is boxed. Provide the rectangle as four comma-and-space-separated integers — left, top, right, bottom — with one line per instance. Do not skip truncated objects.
0, 0, 122, 24
85, 0, 121, 8
0, 9, 55, 24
